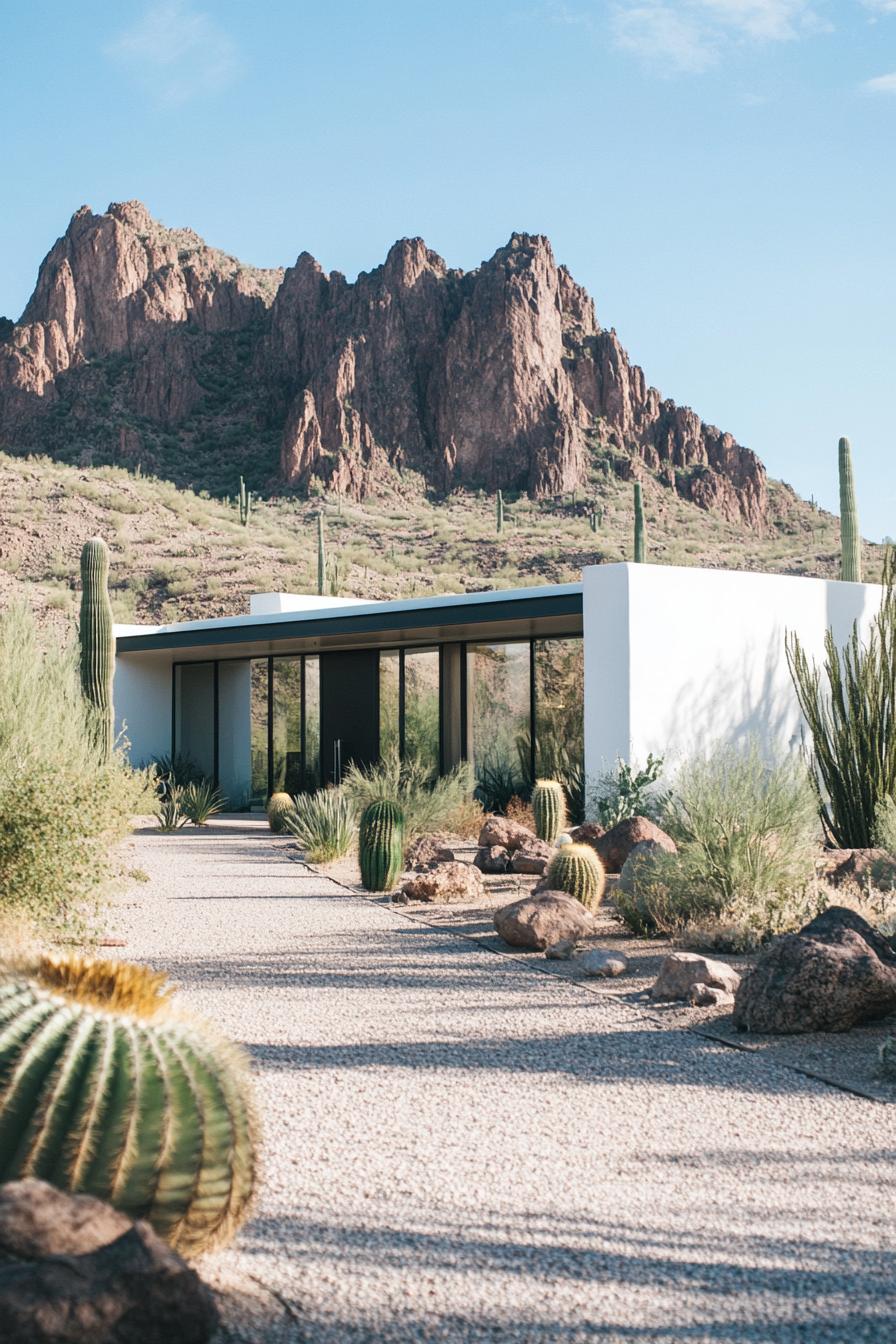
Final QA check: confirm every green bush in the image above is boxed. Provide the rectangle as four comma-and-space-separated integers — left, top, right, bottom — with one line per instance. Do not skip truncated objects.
0, 604, 148, 935
282, 788, 355, 862
593, 754, 666, 827
613, 741, 820, 945
342, 751, 475, 847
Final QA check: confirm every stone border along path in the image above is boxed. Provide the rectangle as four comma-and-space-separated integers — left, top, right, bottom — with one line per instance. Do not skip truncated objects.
114, 819, 896, 1344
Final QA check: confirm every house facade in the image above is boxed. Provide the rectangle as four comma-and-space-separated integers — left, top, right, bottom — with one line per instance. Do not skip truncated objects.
114, 562, 884, 811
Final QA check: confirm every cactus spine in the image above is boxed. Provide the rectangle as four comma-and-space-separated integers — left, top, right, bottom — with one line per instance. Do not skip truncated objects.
79, 537, 115, 759
0, 956, 256, 1256
838, 436, 861, 582
532, 779, 567, 843
633, 482, 646, 563
358, 800, 404, 891
317, 513, 327, 596
238, 476, 251, 526
546, 842, 606, 911
496, 490, 505, 534
267, 792, 296, 833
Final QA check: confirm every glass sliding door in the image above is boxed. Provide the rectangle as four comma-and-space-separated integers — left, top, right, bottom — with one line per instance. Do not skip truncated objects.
174, 663, 215, 780
304, 656, 321, 791
466, 642, 531, 803
534, 637, 584, 789
272, 657, 302, 795
379, 651, 400, 760
218, 660, 252, 808
404, 647, 440, 779
249, 659, 268, 808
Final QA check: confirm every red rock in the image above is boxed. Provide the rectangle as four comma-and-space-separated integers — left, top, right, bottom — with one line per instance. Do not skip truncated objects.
477, 816, 536, 853
594, 817, 677, 874
493, 891, 595, 951
399, 862, 483, 904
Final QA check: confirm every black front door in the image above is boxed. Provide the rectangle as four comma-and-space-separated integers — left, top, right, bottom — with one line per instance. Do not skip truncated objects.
319, 650, 380, 785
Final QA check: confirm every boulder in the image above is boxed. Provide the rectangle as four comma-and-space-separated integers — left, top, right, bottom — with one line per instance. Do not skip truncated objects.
474, 845, 511, 874
818, 847, 896, 888
478, 816, 536, 854
510, 841, 553, 875
618, 840, 673, 895
651, 952, 741, 1002
405, 834, 456, 871
594, 817, 677, 874
569, 822, 605, 848
399, 861, 484, 904
688, 983, 735, 1008
579, 949, 628, 978
0, 1179, 218, 1344
493, 891, 595, 951
733, 906, 896, 1034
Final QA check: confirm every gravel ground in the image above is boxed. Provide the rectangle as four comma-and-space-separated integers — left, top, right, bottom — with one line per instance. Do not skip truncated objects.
114, 819, 896, 1344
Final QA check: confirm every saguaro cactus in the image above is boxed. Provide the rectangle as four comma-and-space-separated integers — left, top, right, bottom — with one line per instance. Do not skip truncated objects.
238, 476, 251, 526
0, 955, 256, 1256
532, 779, 567, 843
633, 482, 646, 563
838, 436, 861, 582
317, 513, 327, 596
546, 842, 606, 911
79, 537, 115, 759
359, 800, 404, 891
496, 490, 505, 534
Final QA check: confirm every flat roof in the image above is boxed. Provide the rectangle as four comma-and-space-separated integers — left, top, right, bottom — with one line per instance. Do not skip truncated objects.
115, 582, 584, 655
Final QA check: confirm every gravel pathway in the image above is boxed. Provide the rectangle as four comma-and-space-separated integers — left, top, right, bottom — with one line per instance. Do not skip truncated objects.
115, 820, 896, 1344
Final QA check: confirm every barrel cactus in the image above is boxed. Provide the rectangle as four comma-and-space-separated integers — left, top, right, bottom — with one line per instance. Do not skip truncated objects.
359, 800, 405, 891
0, 954, 256, 1257
267, 791, 296, 833
79, 537, 115, 759
532, 779, 567, 843
546, 842, 606, 911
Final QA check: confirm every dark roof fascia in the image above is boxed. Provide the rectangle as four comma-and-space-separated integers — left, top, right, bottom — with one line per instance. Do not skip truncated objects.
116, 590, 583, 654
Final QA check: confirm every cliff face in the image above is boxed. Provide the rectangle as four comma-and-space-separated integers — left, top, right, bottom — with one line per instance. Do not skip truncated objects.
0, 202, 767, 526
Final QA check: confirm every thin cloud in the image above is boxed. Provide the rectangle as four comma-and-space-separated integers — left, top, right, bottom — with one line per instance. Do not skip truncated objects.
608, 0, 826, 73
863, 70, 896, 92
105, 2, 241, 106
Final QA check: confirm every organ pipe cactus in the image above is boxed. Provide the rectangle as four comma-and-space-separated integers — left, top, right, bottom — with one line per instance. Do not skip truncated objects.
317, 513, 327, 596
633, 482, 646, 563
358, 799, 404, 891
838, 436, 861, 582
546, 842, 606, 911
531, 779, 567, 843
79, 537, 115, 759
0, 955, 256, 1257
267, 792, 296, 833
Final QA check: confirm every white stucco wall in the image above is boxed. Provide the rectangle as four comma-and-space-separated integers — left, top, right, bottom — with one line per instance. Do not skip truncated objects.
114, 652, 172, 767
583, 563, 883, 799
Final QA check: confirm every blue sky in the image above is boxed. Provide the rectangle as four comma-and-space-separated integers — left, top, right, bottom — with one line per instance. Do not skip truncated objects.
1, 1, 894, 536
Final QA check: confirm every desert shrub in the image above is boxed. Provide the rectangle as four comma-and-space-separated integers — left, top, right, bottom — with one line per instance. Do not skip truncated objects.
613, 742, 820, 946
282, 788, 355, 862
0, 604, 148, 935
593, 754, 666, 827
505, 794, 536, 832
474, 758, 529, 815
180, 779, 226, 825
787, 550, 896, 846
342, 752, 475, 846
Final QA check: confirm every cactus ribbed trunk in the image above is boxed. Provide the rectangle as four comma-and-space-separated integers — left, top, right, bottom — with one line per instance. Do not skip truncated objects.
838, 436, 861, 582
496, 490, 505, 534
79, 537, 115, 759
317, 513, 326, 596
238, 475, 251, 526
359, 800, 404, 891
633, 482, 646, 564
532, 780, 567, 843
546, 842, 606, 910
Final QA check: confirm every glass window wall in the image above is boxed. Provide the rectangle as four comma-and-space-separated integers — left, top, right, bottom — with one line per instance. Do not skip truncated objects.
272, 657, 303, 795
466, 642, 531, 805
379, 651, 400, 760
404, 647, 440, 779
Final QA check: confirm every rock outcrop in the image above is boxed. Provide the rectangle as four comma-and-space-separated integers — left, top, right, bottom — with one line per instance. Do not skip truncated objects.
0, 202, 769, 524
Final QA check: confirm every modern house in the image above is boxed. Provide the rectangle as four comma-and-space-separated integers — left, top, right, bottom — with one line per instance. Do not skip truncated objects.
114, 562, 884, 810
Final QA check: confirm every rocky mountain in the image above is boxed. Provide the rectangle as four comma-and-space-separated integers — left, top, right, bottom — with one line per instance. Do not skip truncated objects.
0, 201, 768, 526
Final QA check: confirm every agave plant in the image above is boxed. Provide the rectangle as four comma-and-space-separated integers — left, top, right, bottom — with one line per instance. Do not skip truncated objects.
155, 785, 188, 832
181, 779, 226, 826
0, 954, 257, 1256
282, 788, 355, 862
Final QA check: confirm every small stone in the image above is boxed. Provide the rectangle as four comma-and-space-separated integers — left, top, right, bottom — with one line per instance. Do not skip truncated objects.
651, 952, 741, 1002
579, 949, 628, 978
688, 982, 735, 1008
405, 834, 456, 871
478, 816, 537, 854
510, 841, 552, 875
399, 861, 483, 904
545, 938, 578, 960
474, 845, 511, 874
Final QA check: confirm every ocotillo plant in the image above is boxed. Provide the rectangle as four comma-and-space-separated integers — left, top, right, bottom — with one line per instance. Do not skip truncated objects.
238, 476, 251, 527
496, 489, 505, 534
79, 537, 115, 759
838, 436, 861, 582
0, 955, 256, 1256
633, 482, 646, 563
317, 512, 327, 596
